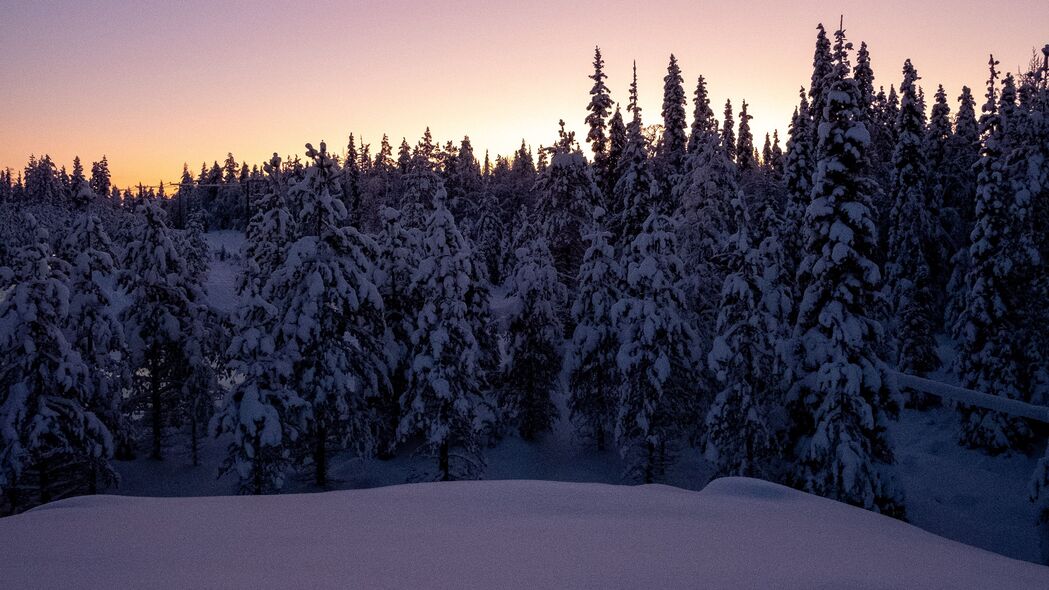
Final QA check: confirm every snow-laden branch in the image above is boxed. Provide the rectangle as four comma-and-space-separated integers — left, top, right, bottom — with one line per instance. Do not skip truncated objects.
894, 372, 1049, 424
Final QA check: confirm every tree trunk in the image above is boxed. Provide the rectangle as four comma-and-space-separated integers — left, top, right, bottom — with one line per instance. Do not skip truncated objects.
314, 425, 327, 488
150, 363, 162, 461
439, 441, 450, 482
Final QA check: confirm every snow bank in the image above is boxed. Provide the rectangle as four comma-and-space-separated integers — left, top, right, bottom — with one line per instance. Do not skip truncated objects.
2, 478, 1046, 589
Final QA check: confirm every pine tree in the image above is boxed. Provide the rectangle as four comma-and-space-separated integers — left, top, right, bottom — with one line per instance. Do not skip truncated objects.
266, 142, 388, 485
89, 156, 111, 198
736, 100, 756, 172
400, 197, 487, 481
613, 213, 698, 483
446, 136, 483, 221
586, 46, 614, 196
566, 214, 622, 450
954, 61, 1038, 453
925, 85, 953, 236
808, 24, 834, 146
0, 216, 113, 510
770, 130, 785, 175
790, 27, 904, 517
702, 195, 787, 479
761, 133, 773, 169
853, 42, 876, 123
887, 59, 940, 379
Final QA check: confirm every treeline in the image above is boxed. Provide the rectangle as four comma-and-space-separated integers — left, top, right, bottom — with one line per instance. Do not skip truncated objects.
2, 24, 1049, 551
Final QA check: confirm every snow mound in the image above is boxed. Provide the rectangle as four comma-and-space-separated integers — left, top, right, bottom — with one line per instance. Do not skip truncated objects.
2, 478, 1046, 589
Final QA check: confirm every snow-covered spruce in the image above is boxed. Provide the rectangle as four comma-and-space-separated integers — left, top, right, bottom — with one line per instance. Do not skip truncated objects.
703, 194, 793, 479
953, 65, 1039, 453
237, 153, 296, 297
585, 46, 614, 199
0, 215, 113, 510
887, 59, 940, 380
789, 27, 904, 517
565, 214, 623, 450
612, 63, 658, 247
399, 195, 488, 481
502, 235, 565, 440
122, 198, 220, 462
613, 212, 699, 483
265, 141, 388, 486
782, 87, 816, 281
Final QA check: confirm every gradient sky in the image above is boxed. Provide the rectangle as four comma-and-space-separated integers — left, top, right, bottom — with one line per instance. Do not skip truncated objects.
2, 0, 1046, 188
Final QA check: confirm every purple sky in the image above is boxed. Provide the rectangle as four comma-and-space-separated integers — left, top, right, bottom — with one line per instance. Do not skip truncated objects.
1, 0, 1046, 186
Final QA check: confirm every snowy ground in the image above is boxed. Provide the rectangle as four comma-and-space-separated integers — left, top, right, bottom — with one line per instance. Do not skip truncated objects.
3, 478, 1046, 589
103, 232, 1049, 568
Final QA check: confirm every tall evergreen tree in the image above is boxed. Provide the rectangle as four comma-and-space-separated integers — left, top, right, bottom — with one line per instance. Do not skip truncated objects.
782, 88, 815, 279
502, 236, 564, 440
0, 217, 113, 510
721, 100, 736, 162
687, 76, 716, 155
586, 46, 614, 196
613, 213, 698, 483
790, 27, 904, 517
953, 62, 1039, 453
887, 59, 940, 379
399, 197, 487, 480
267, 142, 388, 485
612, 64, 658, 246
657, 54, 688, 185
736, 100, 756, 172
566, 215, 622, 450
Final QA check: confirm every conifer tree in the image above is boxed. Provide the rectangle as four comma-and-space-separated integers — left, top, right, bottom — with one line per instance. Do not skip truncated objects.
613, 213, 698, 483
887, 59, 940, 379
925, 85, 953, 232
237, 154, 296, 296
782, 88, 815, 282
657, 54, 688, 184
586, 46, 614, 195
400, 197, 487, 480
502, 236, 564, 440
533, 122, 599, 282
687, 76, 716, 155
63, 194, 132, 464
853, 42, 876, 123
89, 156, 111, 198
566, 214, 622, 450
808, 24, 834, 144
721, 100, 736, 162
702, 195, 787, 479
0, 217, 114, 509
267, 142, 388, 485
736, 100, 756, 172
612, 64, 658, 246
770, 130, 785, 175
607, 105, 627, 198
953, 62, 1039, 453
790, 27, 904, 517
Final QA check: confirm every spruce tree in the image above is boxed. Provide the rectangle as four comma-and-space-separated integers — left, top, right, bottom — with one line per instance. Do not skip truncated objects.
533, 122, 599, 282
736, 100, 756, 172
702, 195, 787, 479
502, 236, 564, 440
612, 64, 657, 246
267, 142, 388, 485
887, 59, 940, 379
721, 99, 736, 162
782, 88, 815, 285
954, 62, 1039, 453
0, 217, 113, 509
238, 154, 296, 296
613, 213, 698, 483
566, 214, 622, 450
586, 46, 614, 196
808, 24, 834, 146
687, 76, 716, 155
790, 27, 904, 517
657, 54, 688, 186
400, 197, 487, 480
853, 41, 876, 123
607, 105, 627, 200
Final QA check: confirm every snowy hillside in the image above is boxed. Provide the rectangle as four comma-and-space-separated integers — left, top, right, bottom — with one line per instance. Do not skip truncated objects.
2, 478, 1046, 589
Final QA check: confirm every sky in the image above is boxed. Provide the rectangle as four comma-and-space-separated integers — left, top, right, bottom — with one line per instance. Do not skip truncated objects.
1, 0, 1047, 188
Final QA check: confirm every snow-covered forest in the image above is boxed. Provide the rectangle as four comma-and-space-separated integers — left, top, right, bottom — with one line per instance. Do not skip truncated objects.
2, 21, 1049, 569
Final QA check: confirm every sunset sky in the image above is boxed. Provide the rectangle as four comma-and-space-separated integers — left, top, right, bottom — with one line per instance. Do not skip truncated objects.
2, 0, 1046, 188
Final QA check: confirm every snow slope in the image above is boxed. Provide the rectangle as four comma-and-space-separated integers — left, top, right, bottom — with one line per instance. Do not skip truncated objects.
2, 478, 1046, 589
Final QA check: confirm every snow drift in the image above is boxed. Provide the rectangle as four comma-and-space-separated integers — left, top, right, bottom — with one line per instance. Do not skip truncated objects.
1, 478, 1046, 589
